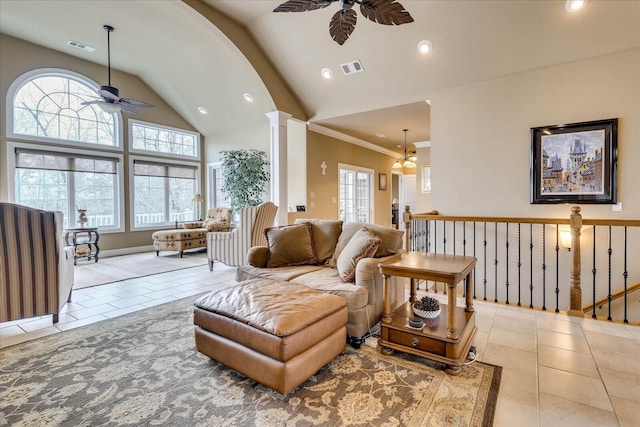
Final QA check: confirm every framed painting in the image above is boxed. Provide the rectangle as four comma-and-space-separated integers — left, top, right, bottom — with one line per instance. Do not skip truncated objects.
422, 165, 431, 193
379, 173, 387, 191
530, 118, 617, 204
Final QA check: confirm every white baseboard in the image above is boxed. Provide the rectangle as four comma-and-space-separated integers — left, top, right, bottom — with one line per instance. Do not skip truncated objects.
99, 245, 154, 258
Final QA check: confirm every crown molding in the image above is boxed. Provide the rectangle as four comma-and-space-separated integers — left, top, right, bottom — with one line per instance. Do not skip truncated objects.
414, 140, 431, 148
307, 123, 401, 158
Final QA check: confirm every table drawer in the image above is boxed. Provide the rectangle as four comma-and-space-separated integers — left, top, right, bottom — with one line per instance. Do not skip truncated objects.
388, 329, 446, 355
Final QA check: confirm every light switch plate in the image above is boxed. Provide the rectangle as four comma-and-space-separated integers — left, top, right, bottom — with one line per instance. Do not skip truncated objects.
612, 202, 622, 212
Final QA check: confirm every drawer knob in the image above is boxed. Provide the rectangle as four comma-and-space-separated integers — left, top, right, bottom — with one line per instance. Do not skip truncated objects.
411, 337, 419, 347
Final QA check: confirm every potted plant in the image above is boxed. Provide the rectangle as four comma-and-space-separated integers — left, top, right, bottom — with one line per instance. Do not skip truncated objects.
220, 149, 270, 213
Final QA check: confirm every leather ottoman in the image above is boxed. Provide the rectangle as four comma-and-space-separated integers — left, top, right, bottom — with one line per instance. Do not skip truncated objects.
193, 278, 347, 395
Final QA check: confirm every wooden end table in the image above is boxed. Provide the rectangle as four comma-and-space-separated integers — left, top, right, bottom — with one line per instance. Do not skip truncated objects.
378, 252, 477, 375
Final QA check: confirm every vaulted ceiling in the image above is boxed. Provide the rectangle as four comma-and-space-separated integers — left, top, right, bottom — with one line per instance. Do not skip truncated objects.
1, 0, 638, 154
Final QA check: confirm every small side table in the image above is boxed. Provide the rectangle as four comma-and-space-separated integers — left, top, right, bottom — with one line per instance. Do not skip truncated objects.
64, 227, 100, 265
378, 252, 477, 375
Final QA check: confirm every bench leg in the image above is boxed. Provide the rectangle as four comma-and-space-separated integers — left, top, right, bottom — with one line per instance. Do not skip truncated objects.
209, 259, 214, 271
156, 251, 159, 256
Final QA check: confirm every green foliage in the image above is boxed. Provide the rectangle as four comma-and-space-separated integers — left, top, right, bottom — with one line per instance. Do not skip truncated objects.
220, 149, 270, 212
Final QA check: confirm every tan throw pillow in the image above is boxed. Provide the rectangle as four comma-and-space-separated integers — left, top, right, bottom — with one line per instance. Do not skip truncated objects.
265, 222, 319, 268
336, 227, 381, 283
366, 223, 404, 257
183, 222, 202, 229
331, 222, 403, 266
294, 219, 343, 265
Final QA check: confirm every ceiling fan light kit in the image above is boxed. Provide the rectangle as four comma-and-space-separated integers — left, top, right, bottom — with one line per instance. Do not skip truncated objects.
81, 25, 154, 115
274, 0, 414, 45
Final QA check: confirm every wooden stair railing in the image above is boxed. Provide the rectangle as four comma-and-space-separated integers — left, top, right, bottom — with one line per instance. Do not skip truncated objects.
403, 205, 640, 325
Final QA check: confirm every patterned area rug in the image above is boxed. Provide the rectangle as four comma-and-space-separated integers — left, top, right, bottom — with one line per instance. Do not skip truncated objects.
73, 250, 208, 289
0, 296, 501, 426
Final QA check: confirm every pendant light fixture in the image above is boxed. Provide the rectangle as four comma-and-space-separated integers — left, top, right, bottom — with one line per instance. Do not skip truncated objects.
393, 129, 416, 168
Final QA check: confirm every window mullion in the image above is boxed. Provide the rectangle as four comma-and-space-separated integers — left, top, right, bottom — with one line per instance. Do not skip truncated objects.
164, 167, 171, 223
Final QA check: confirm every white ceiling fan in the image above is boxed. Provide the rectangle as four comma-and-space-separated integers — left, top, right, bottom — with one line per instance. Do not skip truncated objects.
82, 25, 153, 114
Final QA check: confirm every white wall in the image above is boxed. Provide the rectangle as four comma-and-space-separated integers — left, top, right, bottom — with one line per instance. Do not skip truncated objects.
427, 49, 639, 220
416, 146, 431, 213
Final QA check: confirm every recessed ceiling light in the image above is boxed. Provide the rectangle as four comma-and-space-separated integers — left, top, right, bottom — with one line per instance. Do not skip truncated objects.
565, 0, 587, 12
243, 93, 254, 102
198, 106, 208, 115
321, 68, 333, 79
417, 40, 432, 54
375, 133, 386, 138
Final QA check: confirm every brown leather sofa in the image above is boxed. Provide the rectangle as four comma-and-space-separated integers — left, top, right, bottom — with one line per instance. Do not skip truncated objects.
236, 220, 406, 348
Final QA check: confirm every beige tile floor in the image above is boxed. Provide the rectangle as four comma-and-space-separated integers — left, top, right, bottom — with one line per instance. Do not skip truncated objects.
1, 262, 639, 427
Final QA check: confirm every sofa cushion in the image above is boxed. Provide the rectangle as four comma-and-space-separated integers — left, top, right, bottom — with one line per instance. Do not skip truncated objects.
294, 219, 343, 265
237, 264, 325, 283
290, 268, 369, 310
265, 223, 319, 268
336, 227, 381, 282
330, 222, 403, 266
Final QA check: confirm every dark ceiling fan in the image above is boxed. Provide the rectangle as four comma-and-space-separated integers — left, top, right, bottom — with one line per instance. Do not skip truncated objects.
274, 0, 413, 45
82, 25, 153, 114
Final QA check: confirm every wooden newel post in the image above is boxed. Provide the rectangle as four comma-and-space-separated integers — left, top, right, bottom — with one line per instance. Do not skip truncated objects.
403, 206, 412, 252
567, 205, 584, 317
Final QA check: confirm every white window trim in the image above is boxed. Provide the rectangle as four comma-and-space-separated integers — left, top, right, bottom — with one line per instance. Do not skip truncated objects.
206, 161, 222, 211
7, 141, 125, 234
128, 118, 200, 161
338, 162, 375, 223
6, 68, 123, 151
129, 154, 201, 231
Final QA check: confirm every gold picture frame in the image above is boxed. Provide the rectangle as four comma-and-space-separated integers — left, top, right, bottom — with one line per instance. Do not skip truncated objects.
379, 173, 387, 191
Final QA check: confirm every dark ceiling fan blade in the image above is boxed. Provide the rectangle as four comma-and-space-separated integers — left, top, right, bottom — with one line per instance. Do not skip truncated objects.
120, 98, 154, 108
118, 102, 139, 114
359, 0, 413, 25
329, 8, 357, 45
274, 0, 335, 13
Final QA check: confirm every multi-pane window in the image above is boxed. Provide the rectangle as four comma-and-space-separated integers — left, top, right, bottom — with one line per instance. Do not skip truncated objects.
130, 120, 199, 159
132, 159, 199, 227
339, 165, 373, 224
12, 74, 117, 146
13, 147, 119, 228
9, 71, 122, 230
211, 166, 229, 208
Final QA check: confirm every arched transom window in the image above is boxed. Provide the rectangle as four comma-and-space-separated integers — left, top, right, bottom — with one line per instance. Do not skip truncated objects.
13, 73, 118, 146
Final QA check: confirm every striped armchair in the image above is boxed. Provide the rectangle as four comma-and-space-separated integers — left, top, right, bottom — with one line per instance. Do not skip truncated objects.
0, 203, 74, 324
207, 202, 278, 269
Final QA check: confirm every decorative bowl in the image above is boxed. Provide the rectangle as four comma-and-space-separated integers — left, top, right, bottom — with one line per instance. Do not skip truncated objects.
412, 306, 441, 319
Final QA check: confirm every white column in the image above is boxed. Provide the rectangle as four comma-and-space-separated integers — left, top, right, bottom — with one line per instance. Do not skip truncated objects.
266, 110, 292, 226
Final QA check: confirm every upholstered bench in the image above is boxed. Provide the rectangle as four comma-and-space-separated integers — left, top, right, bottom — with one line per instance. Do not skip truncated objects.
152, 228, 207, 257
193, 278, 347, 395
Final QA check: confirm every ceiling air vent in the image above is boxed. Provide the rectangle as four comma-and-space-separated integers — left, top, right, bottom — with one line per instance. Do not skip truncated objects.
67, 40, 95, 52
341, 60, 364, 75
